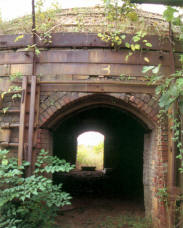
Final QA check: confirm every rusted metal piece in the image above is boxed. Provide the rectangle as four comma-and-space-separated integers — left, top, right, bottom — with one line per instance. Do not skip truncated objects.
18, 76, 28, 166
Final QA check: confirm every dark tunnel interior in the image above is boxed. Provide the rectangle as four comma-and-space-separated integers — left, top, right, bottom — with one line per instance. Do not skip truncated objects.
53, 105, 146, 200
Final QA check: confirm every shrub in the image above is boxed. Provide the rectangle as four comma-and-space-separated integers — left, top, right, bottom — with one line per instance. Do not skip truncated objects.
0, 149, 74, 228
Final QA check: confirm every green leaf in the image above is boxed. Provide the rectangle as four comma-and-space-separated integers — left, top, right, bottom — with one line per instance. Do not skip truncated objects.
152, 65, 161, 74
2, 159, 8, 165
134, 44, 140, 50
131, 44, 136, 51
142, 66, 154, 73
125, 42, 130, 48
132, 36, 140, 42
163, 6, 177, 22
145, 43, 152, 48
120, 34, 126, 40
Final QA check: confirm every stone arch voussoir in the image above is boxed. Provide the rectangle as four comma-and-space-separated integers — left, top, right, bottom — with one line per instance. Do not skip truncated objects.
39, 92, 159, 129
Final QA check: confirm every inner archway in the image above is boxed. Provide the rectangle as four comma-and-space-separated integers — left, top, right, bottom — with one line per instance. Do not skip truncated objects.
76, 131, 104, 170
39, 93, 158, 220
53, 105, 146, 199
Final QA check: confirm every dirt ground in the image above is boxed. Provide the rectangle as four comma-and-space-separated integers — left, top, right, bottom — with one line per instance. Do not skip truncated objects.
55, 196, 145, 228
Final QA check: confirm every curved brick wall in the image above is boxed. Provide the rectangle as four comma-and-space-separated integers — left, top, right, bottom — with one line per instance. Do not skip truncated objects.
37, 91, 168, 224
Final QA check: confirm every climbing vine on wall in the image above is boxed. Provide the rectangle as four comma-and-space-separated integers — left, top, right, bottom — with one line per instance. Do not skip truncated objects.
100, 0, 183, 174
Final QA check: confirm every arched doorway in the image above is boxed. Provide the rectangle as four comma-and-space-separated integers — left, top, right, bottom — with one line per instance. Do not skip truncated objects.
39, 93, 157, 216
76, 131, 104, 170
53, 104, 148, 199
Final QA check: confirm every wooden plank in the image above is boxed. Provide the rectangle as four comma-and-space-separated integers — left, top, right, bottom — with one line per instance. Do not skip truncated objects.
0, 65, 10, 76
0, 79, 11, 92
36, 63, 171, 77
33, 79, 40, 166
38, 49, 170, 66
0, 33, 172, 51
174, 40, 183, 54
18, 76, 28, 166
27, 76, 36, 175
1, 123, 19, 129
0, 109, 20, 113
0, 49, 171, 66
39, 80, 154, 85
0, 52, 33, 64
130, 0, 183, 6
0, 34, 32, 49
40, 81, 155, 94
11, 64, 32, 75
0, 142, 18, 147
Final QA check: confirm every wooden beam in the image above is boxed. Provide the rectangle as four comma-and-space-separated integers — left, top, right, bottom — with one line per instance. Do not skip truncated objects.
18, 76, 28, 166
0, 110, 20, 113
0, 33, 173, 51
0, 49, 171, 66
35, 63, 170, 77
0, 142, 18, 147
1, 123, 20, 129
27, 76, 36, 175
40, 81, 155, 94
131, 0, 183, 6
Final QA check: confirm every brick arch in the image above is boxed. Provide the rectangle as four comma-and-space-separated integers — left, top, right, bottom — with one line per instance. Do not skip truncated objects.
38, 92, 168, 223
39, 92, 159, 129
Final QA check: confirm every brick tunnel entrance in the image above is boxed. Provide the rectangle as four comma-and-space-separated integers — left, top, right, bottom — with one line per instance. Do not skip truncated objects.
53, 105, 146, 200
39, 93, 158, 219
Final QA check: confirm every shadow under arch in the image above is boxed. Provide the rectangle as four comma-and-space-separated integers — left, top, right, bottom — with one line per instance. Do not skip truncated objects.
40, 93, 157, 215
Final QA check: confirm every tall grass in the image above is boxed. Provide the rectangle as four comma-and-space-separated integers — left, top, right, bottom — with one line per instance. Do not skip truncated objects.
76, 143, 104, 170
98, 215, 152, 228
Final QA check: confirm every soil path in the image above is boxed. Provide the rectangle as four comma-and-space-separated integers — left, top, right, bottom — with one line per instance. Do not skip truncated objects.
56, 196, 145, 228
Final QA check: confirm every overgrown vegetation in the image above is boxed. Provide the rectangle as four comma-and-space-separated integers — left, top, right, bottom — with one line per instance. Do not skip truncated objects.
98, 1, 183, 227
0, 149, 74, 228
0, 0, 183, 227
77, 142, 104, 170
98, 214, 152, 228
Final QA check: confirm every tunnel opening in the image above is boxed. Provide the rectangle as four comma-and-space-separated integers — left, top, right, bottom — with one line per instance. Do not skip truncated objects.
53, 105, 146, 202
76, 131, 104, 170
